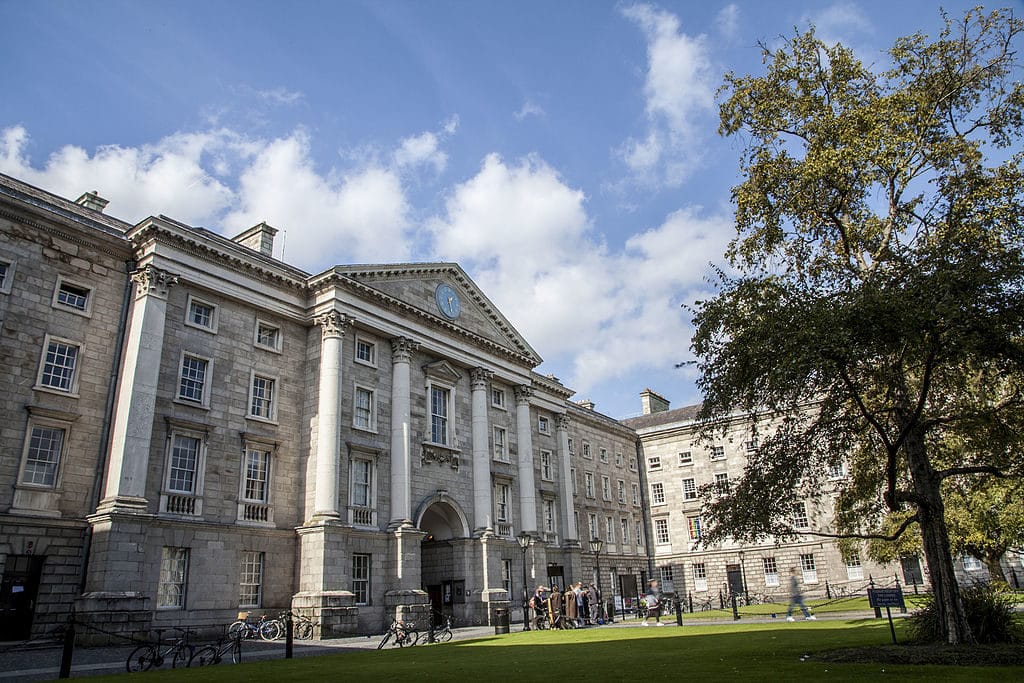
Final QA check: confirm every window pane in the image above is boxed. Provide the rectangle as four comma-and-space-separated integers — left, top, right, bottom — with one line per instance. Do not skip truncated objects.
352, 554, 370, 604
431, 386, 449, 443
23, 426, 64, 486
57, 282, 89, 310
41, 341, 78, 391
352, 459, 371, 507
179, 356, 207, 402
354, 387, 373, 429
251, 376, 275, 418
244, 449, 270, 502
239, 551, 264, 607
169, 436, 199, 493
158, 547, 189, 608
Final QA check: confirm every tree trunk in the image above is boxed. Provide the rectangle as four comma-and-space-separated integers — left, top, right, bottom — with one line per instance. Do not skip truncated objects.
905, 429, 976, 645
984, 552, 1008, 584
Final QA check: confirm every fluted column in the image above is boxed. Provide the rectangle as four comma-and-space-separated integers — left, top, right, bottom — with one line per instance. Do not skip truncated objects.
470, 368, 494, 536
556, 414, 578, 542
515, 385, 538, 533
312, 311, 351, 520
389, 337, 419, 528
99, 265, 177, 512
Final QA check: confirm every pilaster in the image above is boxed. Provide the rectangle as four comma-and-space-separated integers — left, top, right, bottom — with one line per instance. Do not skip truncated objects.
389, 336, 419, 528
515, 385, 537, 533
470, 367, 494, 536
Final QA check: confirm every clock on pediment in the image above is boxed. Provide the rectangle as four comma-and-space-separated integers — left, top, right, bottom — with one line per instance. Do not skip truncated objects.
434, 283, 461, 320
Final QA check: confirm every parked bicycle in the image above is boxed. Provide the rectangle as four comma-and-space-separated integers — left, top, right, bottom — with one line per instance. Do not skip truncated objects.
293, 612, 318, 640
227, 611, 275, 640
257, 611, 319, 641
425, 615, 453, 643
188, 633, 243, 666
377, 620, 418, 649
126, 627, 194, 672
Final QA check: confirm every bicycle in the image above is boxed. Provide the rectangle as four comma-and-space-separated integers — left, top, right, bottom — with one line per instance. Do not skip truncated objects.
227, 611, 275, 640
425, 615, 453, 643
292, 612, 318, 640
377, 621, 419, 649
126, 627, 195, 672
188, 633, 243, 666
257, 611, 319, 640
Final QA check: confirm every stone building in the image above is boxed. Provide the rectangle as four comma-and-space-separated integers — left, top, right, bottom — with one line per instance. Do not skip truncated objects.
625, 389, 1024, 605
0, 172, 647, 641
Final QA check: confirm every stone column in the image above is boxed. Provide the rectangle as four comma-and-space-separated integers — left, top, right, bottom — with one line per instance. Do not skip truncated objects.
389, 337, 419, 528
514, 385, 538, 533
98, 265, 177, 513
470, 367, 494, 536
555, 414, 579, 543
312, 311, 351, 520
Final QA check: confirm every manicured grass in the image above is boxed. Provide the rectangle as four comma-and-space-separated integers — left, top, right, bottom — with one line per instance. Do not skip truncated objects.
83, 618, 1022, 682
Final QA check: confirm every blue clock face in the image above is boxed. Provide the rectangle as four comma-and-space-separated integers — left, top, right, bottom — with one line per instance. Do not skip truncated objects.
435, 283, 461, 319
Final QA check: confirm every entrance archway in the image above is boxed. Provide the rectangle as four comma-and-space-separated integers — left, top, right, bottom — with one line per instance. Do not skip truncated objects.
416, 496, 470, 622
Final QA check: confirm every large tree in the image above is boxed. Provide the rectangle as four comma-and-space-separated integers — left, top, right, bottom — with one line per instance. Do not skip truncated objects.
692, 9, 1024, 644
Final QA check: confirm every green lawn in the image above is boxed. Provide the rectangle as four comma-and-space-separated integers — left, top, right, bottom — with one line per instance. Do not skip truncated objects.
83, 618, 1022, 682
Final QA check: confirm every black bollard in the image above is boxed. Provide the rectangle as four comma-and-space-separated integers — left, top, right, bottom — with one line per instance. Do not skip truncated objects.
285, 612, 294, 659
675, 595, 683, 625
688, 592, 693, 614
869, 576, 881, 618
826, 581, 831, 600
731, 593, 740, 620
426, 609, 435, 643
59, 615, 75, 679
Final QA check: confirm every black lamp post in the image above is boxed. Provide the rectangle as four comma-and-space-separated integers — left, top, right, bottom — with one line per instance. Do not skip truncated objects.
517, 532, 532, 631
589, 537, 604, 622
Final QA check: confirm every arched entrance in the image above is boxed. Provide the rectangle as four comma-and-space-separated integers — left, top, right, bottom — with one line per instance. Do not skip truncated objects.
416, 496, 470, 622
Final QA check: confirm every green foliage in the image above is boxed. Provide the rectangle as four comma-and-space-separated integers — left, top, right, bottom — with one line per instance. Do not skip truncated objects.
907, 582, 1024, 644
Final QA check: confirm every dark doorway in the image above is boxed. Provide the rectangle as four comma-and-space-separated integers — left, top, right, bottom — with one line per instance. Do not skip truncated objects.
426, 584, 443, 623
546, 565, 565, 592
726, 564, 745, 595
619, 574, 638, 613
1, 555, 44, 641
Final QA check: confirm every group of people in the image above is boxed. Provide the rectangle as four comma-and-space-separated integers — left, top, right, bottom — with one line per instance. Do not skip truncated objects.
529, 582, 604, 629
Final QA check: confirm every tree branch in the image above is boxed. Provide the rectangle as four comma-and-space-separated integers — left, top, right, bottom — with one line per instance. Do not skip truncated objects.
937, 465, 1009, 480
799, 512, 920, 541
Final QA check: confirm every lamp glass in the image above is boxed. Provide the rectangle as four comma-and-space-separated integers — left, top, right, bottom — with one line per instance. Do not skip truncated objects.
589, 537, 603, 554
517, 532, 531, 550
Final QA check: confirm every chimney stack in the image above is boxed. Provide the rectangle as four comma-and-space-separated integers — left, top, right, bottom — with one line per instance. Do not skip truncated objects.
75, 191, 109, 213
640, 388, 670, 415
232, 222, 278, 257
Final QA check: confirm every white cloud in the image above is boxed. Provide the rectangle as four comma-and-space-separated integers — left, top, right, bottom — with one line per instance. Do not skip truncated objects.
619, 3, 716, 188
803, 2, 875, 49
514, 100, 546, 121
254, 87, 304, 106
394, 131, 448, 173
716, 4, 740, 40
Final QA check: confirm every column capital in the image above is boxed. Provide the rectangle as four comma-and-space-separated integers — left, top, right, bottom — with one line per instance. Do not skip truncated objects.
470, 367, 494, 390
390, 336, 420, 364
314, 311, 353, 339
130, 265, 177, 300
514, 384, 533, 405
555, 413, 571, 432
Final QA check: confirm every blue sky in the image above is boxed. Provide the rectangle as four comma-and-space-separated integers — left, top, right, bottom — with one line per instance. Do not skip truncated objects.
0, 0, 987, 418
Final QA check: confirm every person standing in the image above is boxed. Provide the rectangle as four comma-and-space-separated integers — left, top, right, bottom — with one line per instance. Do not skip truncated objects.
532, 585, 549, 629
564, 584, 578, 627
786, 568, 816, 621
641, 580, 663, 626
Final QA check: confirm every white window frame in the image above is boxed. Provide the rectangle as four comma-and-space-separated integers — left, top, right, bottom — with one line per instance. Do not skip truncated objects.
800, 553, 818, 584
651, 482, 665, 505
615, 451, 623, 467
846, 554, 864, 580
570, 467, 577, 495
490, 386, 506, 410
493, 425, 509, 462
239, 550, 264, 608
248, 371, 279, 423
582, 441, 592, 459
687, 515, 702, 541
648, 455, 662, 471
599, 448, 608, 463
352, 383, 377, 432
158, 547, 189, 609
693, 563, 708, 592
710, 445, 726, 461
678, 451, 693, 466
502, 559, 512, 596
427, 379, 455, 446
17, 416, 70, 490
620, 518, 630, 544
494, 481, 511, 523
605, 516, 615, 543
254, 319, 282, 353
160, 422, 207, 517
654, 518, 670, 545
962, 555, 983, 572
632, 483, 640, 506
828, 460, 848, 480
601, 475, 611, 501
617, 480, 626, 504
176, 351, 212, 408
567, 437, 575, 454
540, 449, 553, 480
0, 258, 14, 294
588, 513, 598, 540
584, 472, 595, 498
792, 501, 809, 530
352, 553, 371, 605
763, 557, 780, 587
52, 275, 93, 317
544, 499, 556, 533
238, 438, 275, 526
349, 453, 377, 526
354, 334, 377, 367
714, 472, 730, 494
681, 477, 698, 501
629, 455, 637, 471
185, 293, 218, 333
538, 416, 549, 434
35, 334, 82, 396
636, 521, 643, 546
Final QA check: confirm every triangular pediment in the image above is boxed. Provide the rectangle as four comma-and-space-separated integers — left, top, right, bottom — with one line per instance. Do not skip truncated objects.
314, 263, 542, 367
423, 360, 462, 383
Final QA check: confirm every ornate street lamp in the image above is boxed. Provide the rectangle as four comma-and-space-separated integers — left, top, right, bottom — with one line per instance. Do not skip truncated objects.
589, 537, 604, 622
517, 532, 532, 631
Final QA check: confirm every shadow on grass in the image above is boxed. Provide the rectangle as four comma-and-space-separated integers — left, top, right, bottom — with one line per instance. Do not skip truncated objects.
86, 620, 1024, 682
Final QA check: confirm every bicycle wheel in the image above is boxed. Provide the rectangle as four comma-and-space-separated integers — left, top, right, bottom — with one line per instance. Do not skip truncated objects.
437, 628, 452, 643
188, 645, 220, 667
227, 621, 247, 639
405, 630, 419, 646
377, 632, 392, 650
126, 645, 157, 672
260, 620, 282, 641
295, 620, 314, 640
171, 644, 195, 669
231, 637, 242, 664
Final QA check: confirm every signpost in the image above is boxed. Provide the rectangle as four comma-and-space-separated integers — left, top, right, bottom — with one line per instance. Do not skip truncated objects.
867, 587, 905, 644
